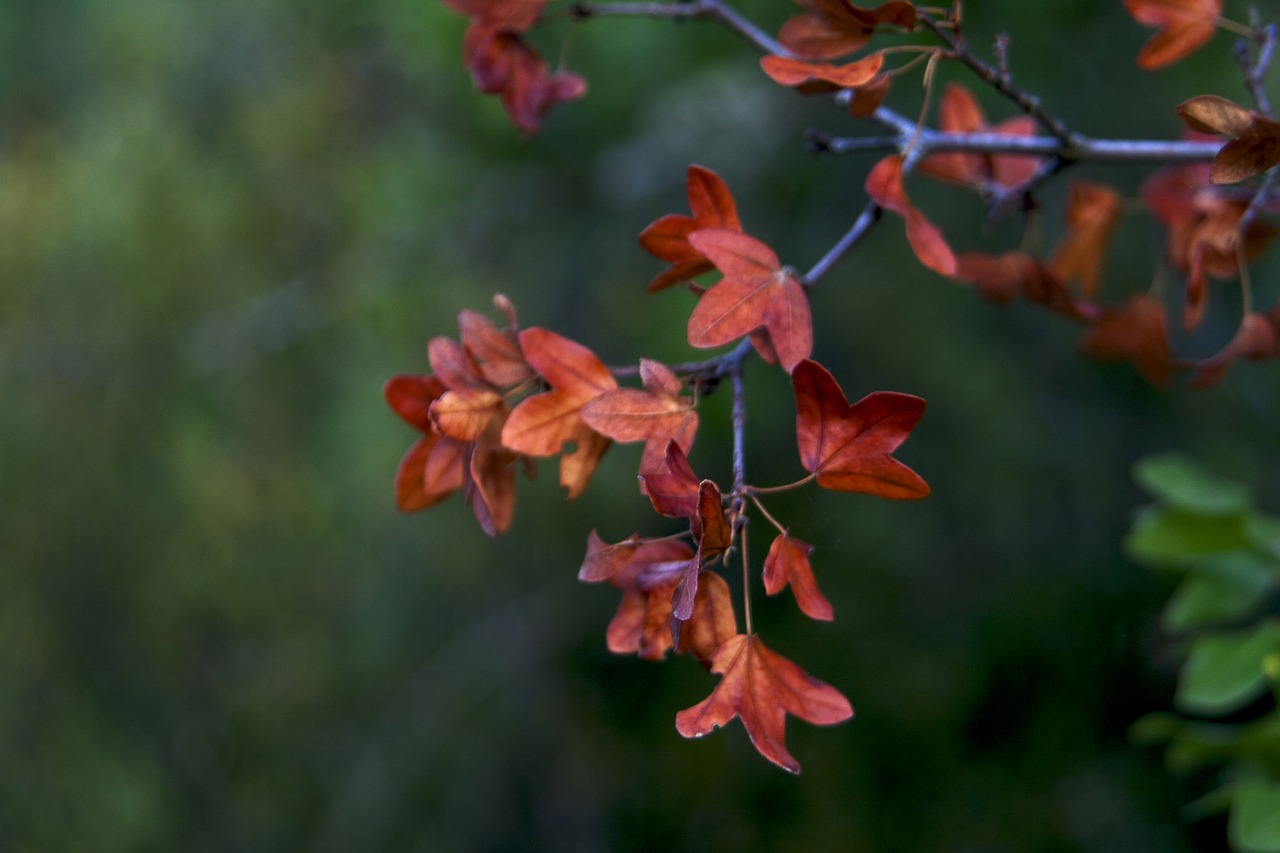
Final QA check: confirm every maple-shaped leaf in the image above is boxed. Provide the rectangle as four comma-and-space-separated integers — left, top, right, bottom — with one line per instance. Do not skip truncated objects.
640, 440, 702, 521
1125, 0, 1221, 69
778, 0, 917, 60
1047, 181, 1122, 297
921, 83, 1041, 190
1190, 313, 1280, 386
580, 359, 699, 476
1177, 95, 1280, 184
686, 228, 814, 373
866, 155, 958, 277
1079, 294, 1173, 386
763, 532, 833, 621
792, 359, 929, 499
759, 52, 884, 94
639, 165, 743, 292
676, 633, 854, 774
458, 295, 533, 387
501, 327, 617, 498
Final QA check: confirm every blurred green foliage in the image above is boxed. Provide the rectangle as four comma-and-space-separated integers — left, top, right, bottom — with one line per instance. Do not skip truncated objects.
3, 0, 1280, 850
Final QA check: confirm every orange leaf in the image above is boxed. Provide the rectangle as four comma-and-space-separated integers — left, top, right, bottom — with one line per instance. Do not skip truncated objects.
686, 228, 813, 372
639, 165, 743, 292
580, 359, 699, 475
430, 388, 507, 442
1125, 0, 1220, 69
1047, 181, 1122, 297
921, 84, 1042, 190
675, 634, 853, 774
1079, 294, 1173, 386
760, 53, 884, 94
954, 251, 1040, 303
763, 532, 833, 621
792, 359, 929, 499
394, 433, 467, 511
457, 295, 533, 387
778, 0, 917, 60
848, 72, 892, 117
866, 155, 958, 277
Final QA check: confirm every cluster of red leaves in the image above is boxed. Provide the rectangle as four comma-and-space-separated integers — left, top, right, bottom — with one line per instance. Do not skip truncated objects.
761, 0, 916, 117
442, 0, 585, 133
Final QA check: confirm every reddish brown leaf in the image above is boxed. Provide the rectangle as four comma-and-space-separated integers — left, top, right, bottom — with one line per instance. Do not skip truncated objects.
675, 634, 854, 774
639, 165, 743, 292
676, 572, 738, 667
954, 251, 1040, 303
920, 84, 1041, 190
778, 0, 917, 60
760, 53, 884, 94
1047, 181, 1122, 297
385, 374, 446, 432
686, 228, 814, 373
462, 27, 585, 134
578, 530, 644, 583
580, 359, 699, 475
1125, 0, 1220, 69
640, 441, 702, 521
1177, 95, 1280, 185
443, 0, 547, 31
792, 359, 929, 499
428, 336, 486, 390
848, 73, 892, 117
866, 155, 958, 277
394, 432, 467, 511
501, 328, 615, 497
458, 296, 533, 387
430, 388, 507, 442
1190, 313, 1280, 386
1079, 294, 1173, 386
763, 532, 833, 621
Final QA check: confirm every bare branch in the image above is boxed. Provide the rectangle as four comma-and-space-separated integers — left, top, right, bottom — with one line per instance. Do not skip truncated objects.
571, 0, 788, 56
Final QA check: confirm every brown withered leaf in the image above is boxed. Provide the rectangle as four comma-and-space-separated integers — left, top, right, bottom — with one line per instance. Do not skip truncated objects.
1125, 0, 1221, 69
759, 52, 884, 94
866, 155, 958, 277
763, 532, 833, 621
1079, 294, 1173, 386
675, 633, 854, 774
1177, 94, 1280, 184
792, 359, 930, 499
686, 228, 814, 373
1047, 181, 1123, 297
639, 165, 743, 292
778, 0, 916, 60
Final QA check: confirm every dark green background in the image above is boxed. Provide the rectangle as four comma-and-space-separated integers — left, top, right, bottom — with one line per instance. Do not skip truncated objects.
3, 0, 1278, 850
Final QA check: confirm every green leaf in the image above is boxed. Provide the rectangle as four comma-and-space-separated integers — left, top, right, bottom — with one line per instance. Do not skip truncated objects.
1177, 621, 1280, 716
1246, 513, 1280, 558
1126, 506, 1250, 567
1129, 711, 1184, 744
1231, 778, 1280, 852
1163, 552, 1278, 631
1135, 453, 1250, 515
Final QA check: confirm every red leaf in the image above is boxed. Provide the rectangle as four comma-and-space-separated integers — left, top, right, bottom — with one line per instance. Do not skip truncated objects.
1079, 294, 1173, 386
463, 27, 585, 134
866, 155, 958, 277
1125, 0, 1221, 69
430, 388, 507, 442
639, 165, 743, 292
458, 295, 533, 387
686, 228, 814, 373
384, 374, 446, 431
1047, 181, 1123, 297
760, 53, 884, 94
792, 359, 929, 499
778, 0, 917, 60
763, 532, 833, 621
920, 84, 1042, 190
580, 359, 699, 475
394, 433, 467, 511
676, 634, 853, 774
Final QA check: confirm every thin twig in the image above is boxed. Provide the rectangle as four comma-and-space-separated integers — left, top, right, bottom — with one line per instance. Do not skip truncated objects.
1235, 22, 1277, 115
571, 0, 788, 56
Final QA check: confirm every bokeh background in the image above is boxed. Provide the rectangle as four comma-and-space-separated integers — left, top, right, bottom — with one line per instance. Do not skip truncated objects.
4, 0, 1280, 850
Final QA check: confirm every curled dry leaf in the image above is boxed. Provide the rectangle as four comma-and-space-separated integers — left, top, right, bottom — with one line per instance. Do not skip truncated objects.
866, 155, 958, 278
686, 228, 814, 373
792, 359, 930, 499
1124, 0, 1221, 69
1176, 95, 1280, 184
676, 633, 854, 774
763, 532, 834, 621
639, 164, 743, 292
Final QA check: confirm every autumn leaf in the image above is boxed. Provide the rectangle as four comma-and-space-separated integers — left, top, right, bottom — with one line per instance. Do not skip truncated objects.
866, 155, 958, 277
580, 358, 699, 476
676, 634, 854, 774
759, 52, 884, 94
462, 26, 585, 134
1177, 95, 1280, 184
501, 327, 616, 498
639, 165, 743, 292
442, 0, 548, 31
686, 228, 814, 373
778, 0, 916, 60
464, 413, 519, 535
920, 83, 1041, 191
639, 440, 702, 521
385, 374, 469, 511
1047, 181, 1123, 297
954, 251, 1040, 304
1079, 294, 1173, 386
792, 359, 929, 499
1125, 0, 1221, 69
457, 294, 533, 387
763, 532, 833, 621
1190, 313, 1280, 387
847, 72, 893, 117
